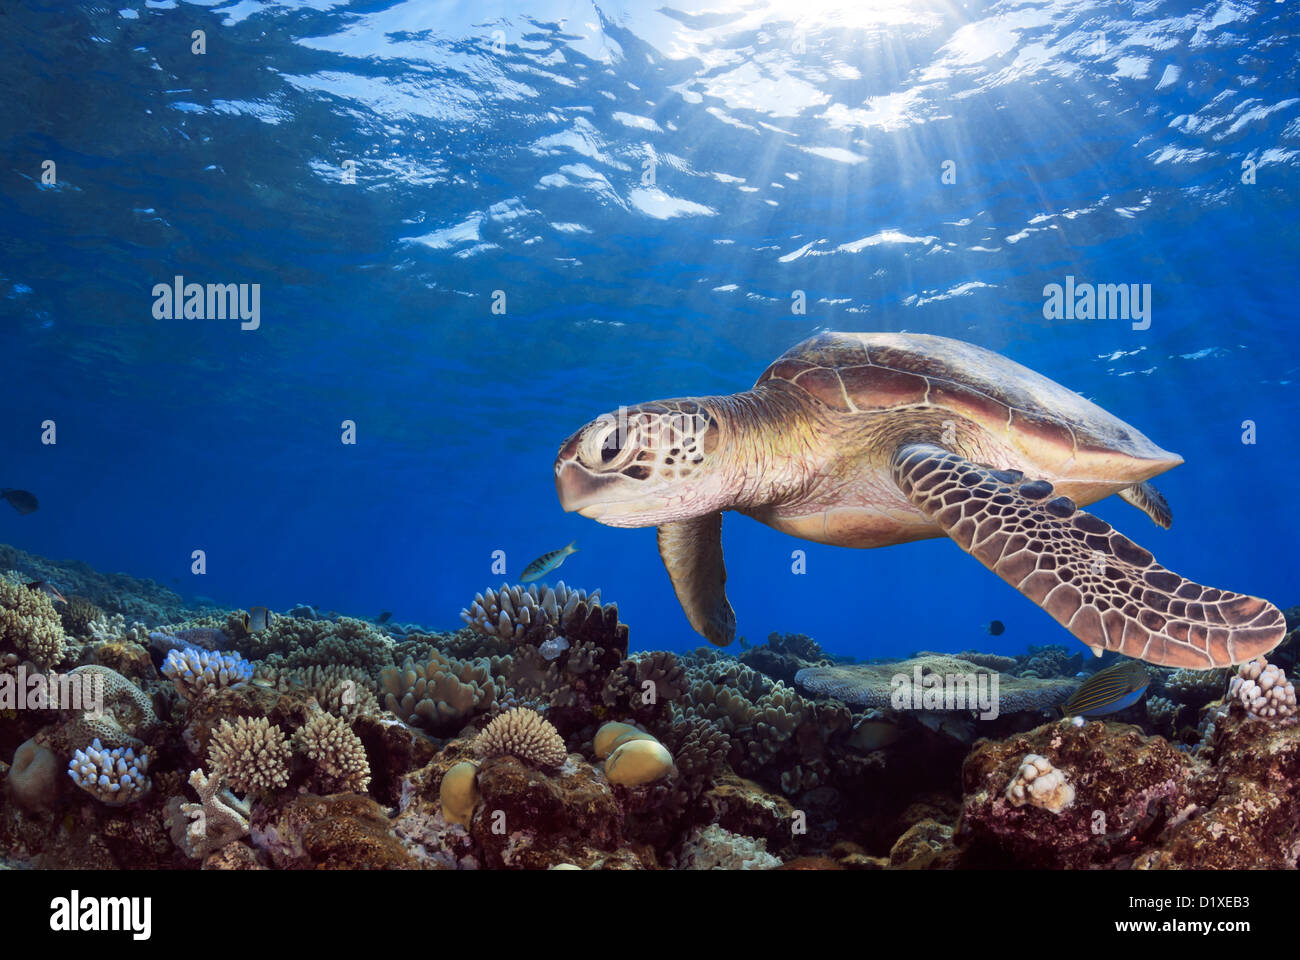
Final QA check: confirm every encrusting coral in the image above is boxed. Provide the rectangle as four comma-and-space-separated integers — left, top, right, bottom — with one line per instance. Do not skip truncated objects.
1003, 754, 1074, 814
207, 716, 292, 794
1228, 656, 1297, 723
474, 707, 567, 768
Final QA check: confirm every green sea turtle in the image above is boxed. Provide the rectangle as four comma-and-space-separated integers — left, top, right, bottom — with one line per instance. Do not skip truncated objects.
554, 332, 1285, 669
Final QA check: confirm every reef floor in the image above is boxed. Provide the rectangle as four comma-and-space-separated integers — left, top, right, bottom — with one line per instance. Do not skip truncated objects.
1, 542, 1297, 869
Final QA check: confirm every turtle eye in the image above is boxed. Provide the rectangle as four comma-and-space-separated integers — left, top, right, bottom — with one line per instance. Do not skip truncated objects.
600, 431, 622, 463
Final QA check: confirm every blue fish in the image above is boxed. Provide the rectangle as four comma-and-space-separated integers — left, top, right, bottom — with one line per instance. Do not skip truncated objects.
1062, 661, 1149, 718
520, 540, 578, 583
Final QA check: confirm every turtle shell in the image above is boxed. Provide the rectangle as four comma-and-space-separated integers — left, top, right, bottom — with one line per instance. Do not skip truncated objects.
756, 332, 1180, 471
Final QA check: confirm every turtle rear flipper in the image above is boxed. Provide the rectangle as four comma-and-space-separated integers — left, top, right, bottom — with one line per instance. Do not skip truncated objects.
1120, 480, 1172, 528
657, 513, 736, 646
891, 443, 1284, 669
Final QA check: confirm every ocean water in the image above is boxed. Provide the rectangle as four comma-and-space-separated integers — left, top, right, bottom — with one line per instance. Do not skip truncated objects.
1, 0, 1296, 663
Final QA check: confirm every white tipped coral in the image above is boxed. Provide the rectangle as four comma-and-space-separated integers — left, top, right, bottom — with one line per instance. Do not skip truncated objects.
67, 738, 152, 805
162, 648, 253, 701
474, 707, 567, 768
1005, 754, 1075, 814
1228, 656, 1297, 723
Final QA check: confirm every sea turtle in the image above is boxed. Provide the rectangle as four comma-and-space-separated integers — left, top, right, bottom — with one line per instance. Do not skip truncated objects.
554, 332, 1285, 670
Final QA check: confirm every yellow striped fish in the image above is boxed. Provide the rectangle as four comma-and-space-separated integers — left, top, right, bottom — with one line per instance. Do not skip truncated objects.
1062, 660, 1149, 718
520, 541, 578, 583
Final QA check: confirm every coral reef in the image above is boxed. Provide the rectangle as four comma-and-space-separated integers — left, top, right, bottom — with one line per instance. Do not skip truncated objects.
168, 767, 251, 861
379, 651, 500, 734
673, 824, 780, 870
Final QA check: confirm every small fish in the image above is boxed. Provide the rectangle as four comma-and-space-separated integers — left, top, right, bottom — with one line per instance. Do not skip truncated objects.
1062, 661, 1150, 718
25, 580, 67, 605
376, 611, 393, 624
1, 489, 38, 515
242, 606, 271, 632
985, 620, 1005, 636
520, 540, 578, 583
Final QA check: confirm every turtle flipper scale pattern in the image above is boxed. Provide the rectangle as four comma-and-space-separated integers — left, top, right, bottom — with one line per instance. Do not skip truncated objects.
891, 443, 1284, 669
657, 513, 736, 646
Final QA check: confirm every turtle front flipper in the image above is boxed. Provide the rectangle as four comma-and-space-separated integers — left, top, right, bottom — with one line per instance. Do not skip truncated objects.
657, 513, 736, 646
1119, 481, 1172, 528
891, 443, 1285, 669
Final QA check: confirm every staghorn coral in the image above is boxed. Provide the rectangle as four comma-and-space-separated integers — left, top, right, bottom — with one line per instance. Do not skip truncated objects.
294, 711, 371, 793
1228, 656, 1297, 723
207, 716, 292, 794
162, 648, 254, 701
0, 574, 67, 668
474, 707, 567, 768
674, 824, 780, 870
380, 650, 501, 733
167, 767, 251, 860
67, 738, 152, 806
1003, 754, 1074, 814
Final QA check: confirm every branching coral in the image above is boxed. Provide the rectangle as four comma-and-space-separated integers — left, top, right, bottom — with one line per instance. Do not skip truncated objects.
460, 582, 629, 658
380, 651, 501, 733
294, 711, 371, 793
162, 648, 253, 701
1228, 656, 1297, 723
474, 708, 568, 768
167, 767, 251, 860
60, 596, 103, 638
67, 738, 152, 805
207, 716, 291, 794
0, 575, 67, 668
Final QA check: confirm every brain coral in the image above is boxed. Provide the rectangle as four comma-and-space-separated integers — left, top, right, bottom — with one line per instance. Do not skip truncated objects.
58, 665, 157, 749
474, 708, 567, 768
0, 575, 67, 668
207, 716, 291, 794
294, 711, 371, 793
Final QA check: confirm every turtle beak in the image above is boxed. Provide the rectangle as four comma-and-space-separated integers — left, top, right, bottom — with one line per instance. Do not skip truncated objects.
554, 439, 617, 519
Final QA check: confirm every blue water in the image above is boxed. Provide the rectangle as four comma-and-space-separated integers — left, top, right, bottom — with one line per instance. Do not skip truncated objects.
1, 0, 1296, 661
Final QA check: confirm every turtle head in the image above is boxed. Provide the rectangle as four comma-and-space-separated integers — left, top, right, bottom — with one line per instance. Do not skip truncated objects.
555, 399, 730, 527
